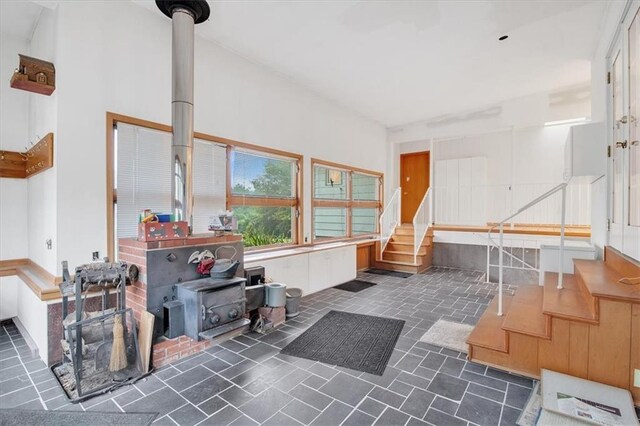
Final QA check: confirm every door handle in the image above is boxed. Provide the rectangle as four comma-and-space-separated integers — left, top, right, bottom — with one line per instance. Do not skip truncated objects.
615, 141, 628, 149
631, 140, 639, 147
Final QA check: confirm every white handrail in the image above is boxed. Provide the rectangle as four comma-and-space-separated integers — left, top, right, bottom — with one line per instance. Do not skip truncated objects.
412, 188, 432, 265
379, 187, 401, 254
490, 181, 569, 316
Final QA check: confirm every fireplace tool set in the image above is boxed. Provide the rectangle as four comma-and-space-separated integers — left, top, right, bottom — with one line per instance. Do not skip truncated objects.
51, 260, 145, 402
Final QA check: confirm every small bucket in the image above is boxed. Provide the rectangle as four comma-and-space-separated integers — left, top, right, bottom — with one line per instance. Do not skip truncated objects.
285, 288, 302, 318
265, 283, 287, 307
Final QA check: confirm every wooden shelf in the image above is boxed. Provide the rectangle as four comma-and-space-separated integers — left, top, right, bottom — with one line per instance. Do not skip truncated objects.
9, 55, 56, 96
0, 133, 54, 179
10, 72, 55, 96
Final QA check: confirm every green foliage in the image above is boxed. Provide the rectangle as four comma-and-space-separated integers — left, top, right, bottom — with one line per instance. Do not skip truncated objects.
240, 226, 290, 248
232, 158, 294, 247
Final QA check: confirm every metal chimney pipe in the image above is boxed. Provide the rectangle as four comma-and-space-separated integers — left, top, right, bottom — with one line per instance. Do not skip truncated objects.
156, 0, 210, 232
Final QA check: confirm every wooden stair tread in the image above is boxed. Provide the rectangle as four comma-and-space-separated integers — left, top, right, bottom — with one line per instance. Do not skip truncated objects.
376, 259, 420, 267
574, 259, 640, 303
388, 240, 431, 247
502, 286, 549, 339
542, 272, 597, 323
467, 296, 512, 352
384, 249, 427, 256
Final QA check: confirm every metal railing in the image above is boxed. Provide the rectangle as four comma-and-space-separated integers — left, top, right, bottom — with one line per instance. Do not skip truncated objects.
379, 187, 401, 254
488, 181, 569, 316
412, 188, 432, 264
483, 235, 539, 282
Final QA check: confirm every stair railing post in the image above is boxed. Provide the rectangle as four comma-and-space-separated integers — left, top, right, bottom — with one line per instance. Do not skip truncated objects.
486, 231, 491, 284
498, 223, 504, 316
558, 186, 566, 290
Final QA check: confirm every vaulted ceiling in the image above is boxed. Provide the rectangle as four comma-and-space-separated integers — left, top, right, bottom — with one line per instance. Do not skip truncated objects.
2, 1, 609, 128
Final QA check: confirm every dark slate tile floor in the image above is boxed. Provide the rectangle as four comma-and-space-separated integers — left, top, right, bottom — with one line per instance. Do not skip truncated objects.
3, 266, 628, 425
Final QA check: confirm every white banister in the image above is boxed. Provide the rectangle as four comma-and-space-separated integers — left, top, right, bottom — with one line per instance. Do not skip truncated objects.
412, 188, 432, 265
379, 188, 401, 254
558, 186, 566, 289
488, 181, 569, 316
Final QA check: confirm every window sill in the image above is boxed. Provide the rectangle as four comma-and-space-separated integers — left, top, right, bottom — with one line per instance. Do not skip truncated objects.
243, 236, 379, 263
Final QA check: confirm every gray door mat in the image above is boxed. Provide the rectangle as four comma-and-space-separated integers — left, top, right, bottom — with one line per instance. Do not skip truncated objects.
419, 319, 474, 353
333, 280, 376, 292
281, 310, 405, 376
0, 409, 157, 425
364, 268, 412, 278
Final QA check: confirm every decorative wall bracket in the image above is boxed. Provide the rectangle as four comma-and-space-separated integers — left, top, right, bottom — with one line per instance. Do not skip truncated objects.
0, 133, 54, 179
9, 54, 55, 96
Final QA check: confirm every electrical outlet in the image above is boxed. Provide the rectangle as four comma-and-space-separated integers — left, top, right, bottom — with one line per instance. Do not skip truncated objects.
92, 251, 100, 261
634, 369, 640, 388
45, 239, 52, 250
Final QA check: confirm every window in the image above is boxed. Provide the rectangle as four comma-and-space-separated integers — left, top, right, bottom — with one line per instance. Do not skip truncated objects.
311, 159, 382, 242
229, 148, 301, 248
107, 113, 302, 259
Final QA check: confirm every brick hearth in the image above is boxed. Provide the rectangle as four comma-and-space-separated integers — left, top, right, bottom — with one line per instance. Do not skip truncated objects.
118, 234, 242, 367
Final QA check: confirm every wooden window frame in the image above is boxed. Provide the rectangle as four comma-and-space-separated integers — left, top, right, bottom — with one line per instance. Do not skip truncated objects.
311, 158, 383, 244
106, 112, 303, 260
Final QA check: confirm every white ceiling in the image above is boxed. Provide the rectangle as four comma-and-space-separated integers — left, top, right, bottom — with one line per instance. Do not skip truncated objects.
0, 1, 43, 41
138, 0, 608, 127
2, 1, 609, 128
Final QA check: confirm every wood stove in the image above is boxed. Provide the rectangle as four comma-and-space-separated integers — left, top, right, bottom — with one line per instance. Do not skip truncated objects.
174, 276, 249, 340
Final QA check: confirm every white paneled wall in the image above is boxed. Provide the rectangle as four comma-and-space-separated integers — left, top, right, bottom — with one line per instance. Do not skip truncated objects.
432, 125, 592, 226
435, 157, 487, 225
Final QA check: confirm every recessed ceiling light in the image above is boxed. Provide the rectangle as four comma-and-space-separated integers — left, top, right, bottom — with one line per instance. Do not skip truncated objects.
499, 35, 509, 41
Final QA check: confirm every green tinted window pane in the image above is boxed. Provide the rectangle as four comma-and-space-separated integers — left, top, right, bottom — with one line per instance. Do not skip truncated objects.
314, 207, 347, 239
314, 166, 347, 199
352, 173, 378, 201
233, 205, 292, 247
352, 208, 377, 235
231, 151, 294, 198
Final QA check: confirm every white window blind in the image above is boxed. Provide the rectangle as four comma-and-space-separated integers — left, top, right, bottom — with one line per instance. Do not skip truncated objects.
116, 123, 172, 239
193, 139, 227, 233
115, 125, 227, 240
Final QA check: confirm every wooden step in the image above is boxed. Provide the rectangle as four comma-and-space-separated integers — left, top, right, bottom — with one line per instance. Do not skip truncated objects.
373, 258, 431, 274
394, 227, 415, 236
391, 234, 413, 243
386, 241, 431, 252
391, 234, 433, 244
574, 259, 640, 303
467, 296, 512, 353
383, 251, 427, 263
502, 285, 550, 339
542, 272, 598, 323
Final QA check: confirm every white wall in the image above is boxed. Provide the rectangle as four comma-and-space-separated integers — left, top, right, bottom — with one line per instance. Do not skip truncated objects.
0, 277, 19, 320
27, 6, 59, 273
24, 1, 386, 274
0, 34, 30, 262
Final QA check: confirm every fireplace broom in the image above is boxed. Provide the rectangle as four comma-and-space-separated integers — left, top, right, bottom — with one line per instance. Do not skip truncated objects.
110, 281, 127, 372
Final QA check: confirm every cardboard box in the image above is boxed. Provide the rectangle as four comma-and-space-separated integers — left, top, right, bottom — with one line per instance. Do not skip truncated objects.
138, 221, 188, 242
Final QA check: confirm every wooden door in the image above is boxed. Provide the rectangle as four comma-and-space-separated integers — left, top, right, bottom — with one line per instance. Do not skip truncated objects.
400, 151, 430, 223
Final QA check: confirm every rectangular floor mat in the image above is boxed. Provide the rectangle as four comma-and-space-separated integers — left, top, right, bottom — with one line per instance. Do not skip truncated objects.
364, 268, 412, 278
333, 280, 376, 292
281, 310, 404, 375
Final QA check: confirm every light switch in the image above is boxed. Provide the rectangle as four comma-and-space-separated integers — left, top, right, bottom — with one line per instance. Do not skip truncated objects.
635, 369, 640, 388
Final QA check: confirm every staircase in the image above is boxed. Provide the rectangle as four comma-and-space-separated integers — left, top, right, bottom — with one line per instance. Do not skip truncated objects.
375, 224, 434, 273
467, 246, 640, 405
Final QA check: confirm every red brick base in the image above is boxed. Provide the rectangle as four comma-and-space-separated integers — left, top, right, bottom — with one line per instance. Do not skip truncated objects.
118, 235, 243, 369
152, 336, 214, 367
